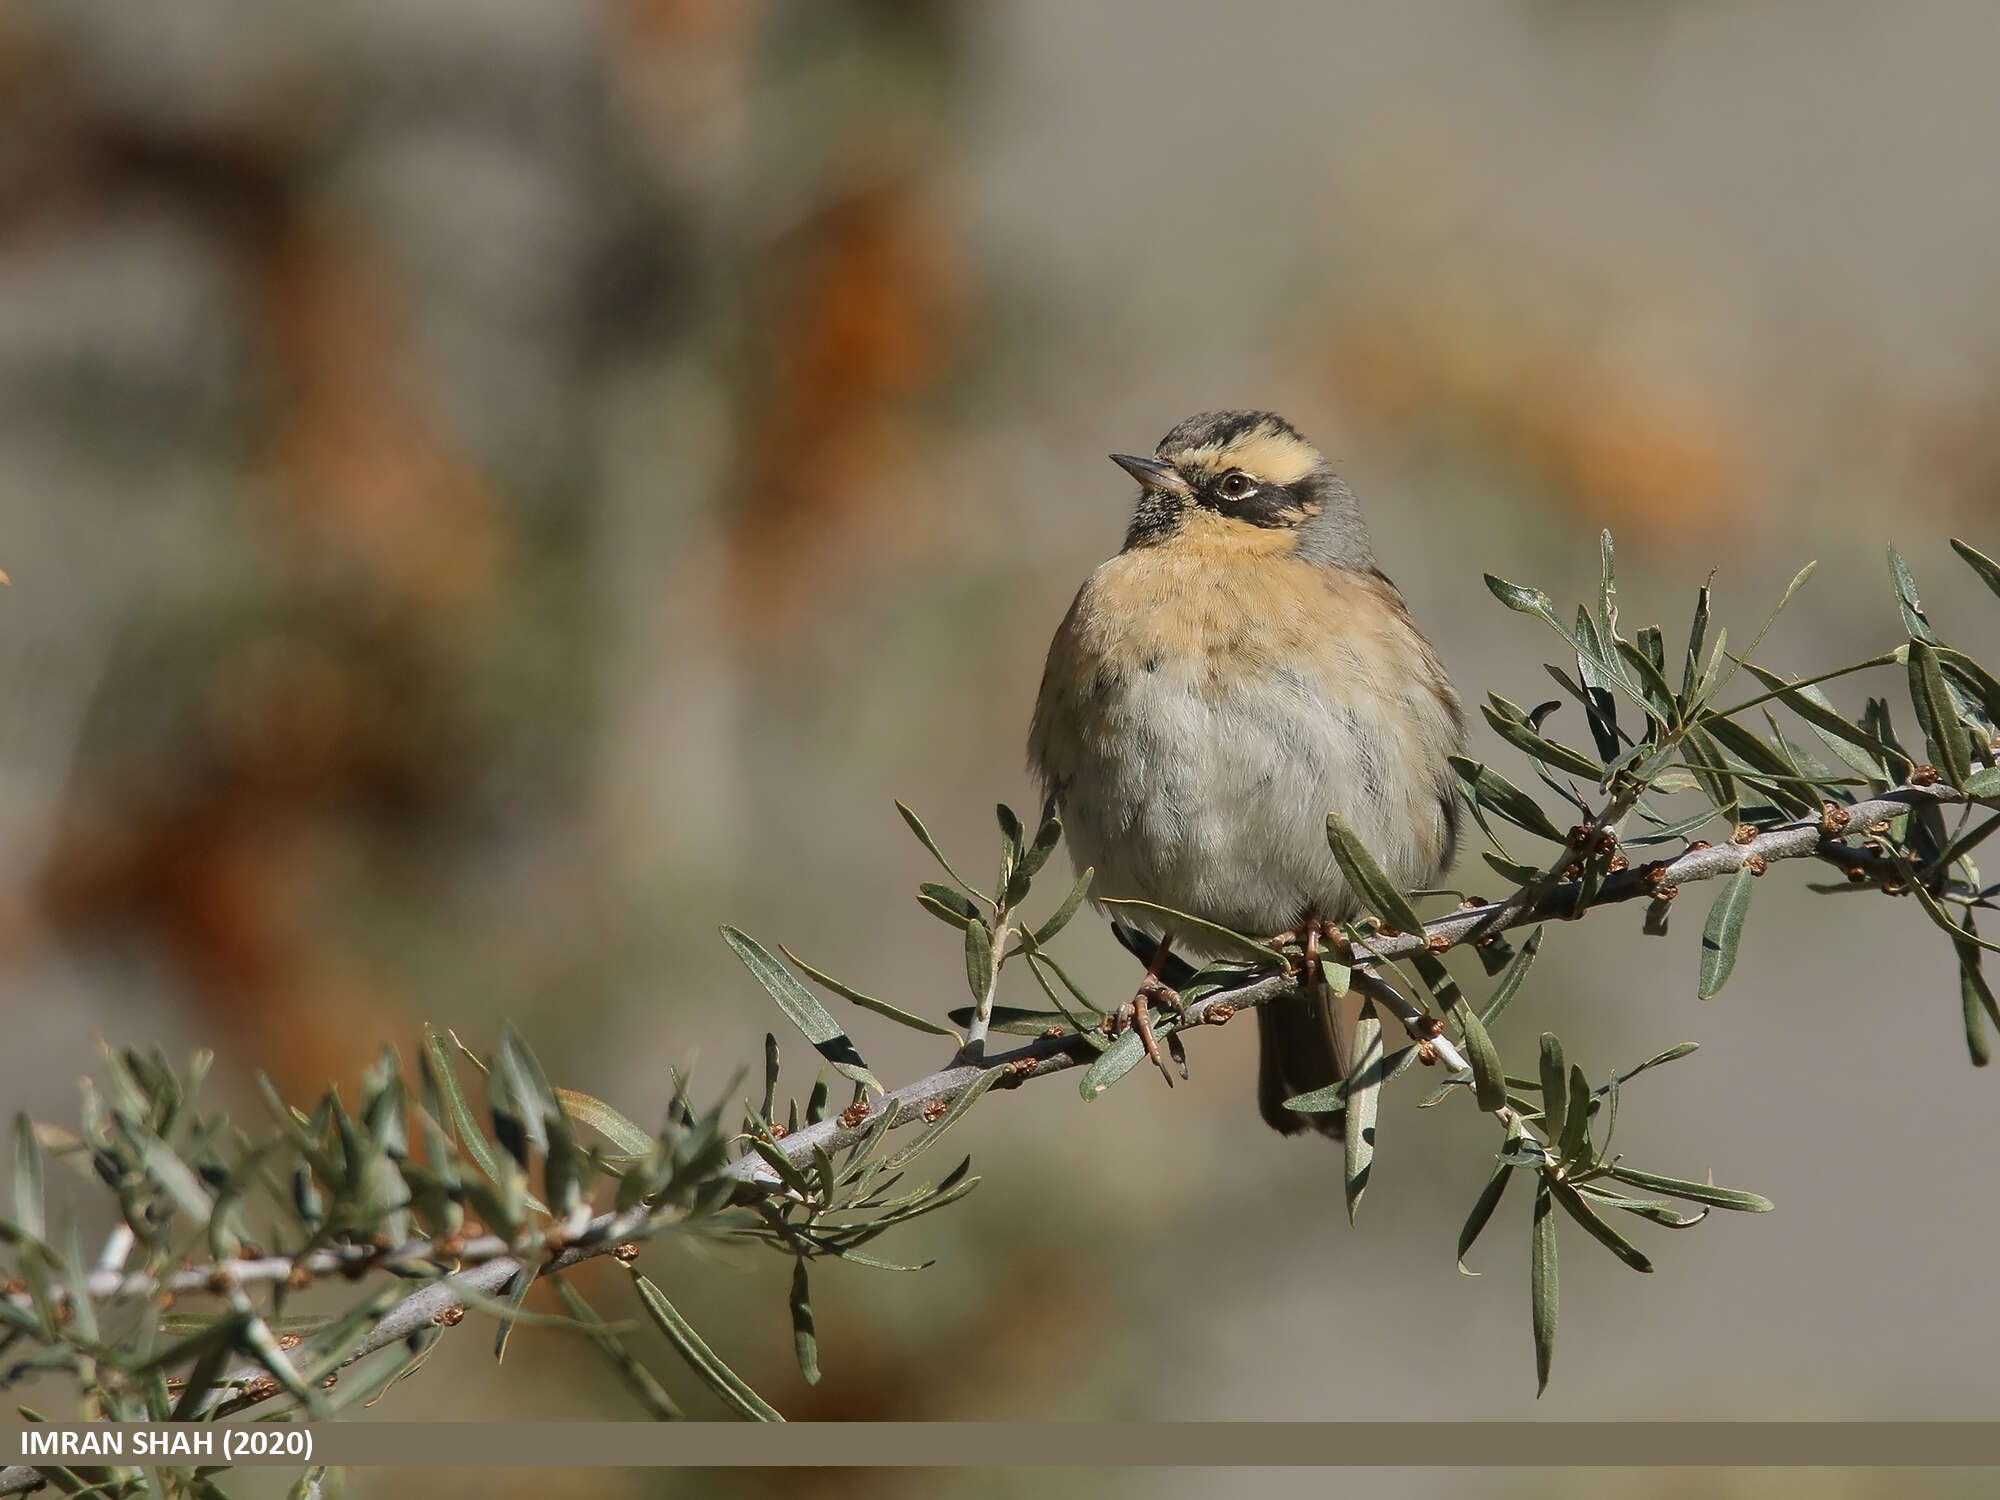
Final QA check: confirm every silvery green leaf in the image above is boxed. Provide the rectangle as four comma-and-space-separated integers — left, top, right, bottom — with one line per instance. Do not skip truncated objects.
881, 1068, 1005, 1170
631, 1273, 783, 1421
1482, 851, 1546, 885
1324, 814, 1426, 935
1457, 1154, 1515, 1275
1577, 1185, 1708, 1228
895, 800, 989, 903
1531, 1179, 1558, 1396
1682, 581, 1712, 700
1552, 1180, 1653, 1273
1460, 1005, 1507, 1113
1950, 536, 2000, 602
720, 926, 881, 1096
1020, 807, 1063, 882
1605, 1164, 1773, 1212
12, 1113, 43, 1245
1614, 1041, 1700, 1084
783, 946, 960, 1041
1887, 545, 1938, 644
1480, 701, 1604, 779
1910, 640, 1973, 787
1698, 866, 1756, 1000
917, 884, 978, 930
1959, 936, 1997, 1068
963, 918, 995, 1002
1479, 925, 1543, 1028
1735, 662, 1894, 781
1343, 1000, 1383, 1225
1032, 867, 1094, 945
1451, 757, 1567, 843
790, 1259, 820, 1386
550, 1089, 653, 1159
1099, 898, 1286, 964
553, 1275, 683, 1420
1559, 1064, 1592, 1167
1079, 1029, 1145, 1101
1537, 1034, 1567, 1145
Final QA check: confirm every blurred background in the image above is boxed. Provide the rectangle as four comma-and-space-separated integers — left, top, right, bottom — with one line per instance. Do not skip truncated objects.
2, 0, 1999, 1495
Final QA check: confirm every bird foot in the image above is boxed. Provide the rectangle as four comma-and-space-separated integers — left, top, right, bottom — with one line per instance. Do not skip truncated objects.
1108, 977, 1183, 1087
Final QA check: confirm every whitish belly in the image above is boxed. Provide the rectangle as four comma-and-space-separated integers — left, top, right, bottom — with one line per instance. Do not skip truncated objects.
1061, 660, 1420, 947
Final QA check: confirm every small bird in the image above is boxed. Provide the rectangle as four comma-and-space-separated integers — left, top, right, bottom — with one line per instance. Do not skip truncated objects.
1028, 411, 1463, 1136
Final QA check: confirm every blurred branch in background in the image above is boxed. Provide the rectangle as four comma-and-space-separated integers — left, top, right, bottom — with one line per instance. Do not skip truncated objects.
5, 533, 2000, 1495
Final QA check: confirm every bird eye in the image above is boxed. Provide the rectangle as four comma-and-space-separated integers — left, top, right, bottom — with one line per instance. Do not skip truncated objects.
1219, 470, 1254, 499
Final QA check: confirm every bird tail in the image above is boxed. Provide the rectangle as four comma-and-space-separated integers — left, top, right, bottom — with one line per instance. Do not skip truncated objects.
1257, 987, 1345, 1138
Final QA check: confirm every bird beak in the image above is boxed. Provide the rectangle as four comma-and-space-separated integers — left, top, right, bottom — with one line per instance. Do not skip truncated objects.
1109, 453, 1192, 498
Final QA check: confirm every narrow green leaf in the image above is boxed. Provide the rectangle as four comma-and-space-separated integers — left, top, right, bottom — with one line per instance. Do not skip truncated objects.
1552, 1180, 1653, 1272
1682, 582, 1712, 701
1961, 944, 1994, 1068
1698, 716, 1820, 815
1460, 1006, 1507, 1112
1537, 1034, 1567, 1145
1616, 637, 1679, 723
789, 1260, 820, 1386
12, 1113, 43, 1245
1558, 1064, 1592, 1167
1966, 765, 2000, 799
60, 1223, 97, 1345
1098, 898, 1286, 963
1480, 702, 1605, 779
492, 1263, 537, 1363
1457, 1156, 1515, 1274
1324, 813, 1426, 934
916, 883, 978, 930
1479, 925, 1544, 1028
1614, 1041, 1700, 1084
1483, 851, 1546, 885
881, 1067, 1004, 1169
422, 1024, 528, 1202
1737, 662, 1895, 780
135, 1130, 213, 1222
1698, 866, 1756, 999
1605, 1164, 1773, 1212
1953, 537, 2000, 600
946, 1003, 1070, 1036
963, 919, 995, 1003
720, 926, 881, 1096
782, 945, 960, 1041
895, 800, 990, 903
1531, 1179, 1558, 1396
631, 1272, 784, 1421
1343, 1001, 1383, 1225
1887, 546, 1938, 643
1910, 639, 1973, 787
1078, 1029, 1145, 1101
1019, 807, 1063, 883
1451, 757, 1567, 843
552, 1277, 684, 1420
553, 1089, 654, 1158
1031, 868, 1094, 946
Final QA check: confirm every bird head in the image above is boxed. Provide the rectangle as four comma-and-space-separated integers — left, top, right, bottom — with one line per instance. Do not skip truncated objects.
1110, 410, 1371, 567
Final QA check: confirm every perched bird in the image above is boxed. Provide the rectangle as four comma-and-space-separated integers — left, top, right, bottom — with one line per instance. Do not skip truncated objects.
1028, 411, 1463, 1136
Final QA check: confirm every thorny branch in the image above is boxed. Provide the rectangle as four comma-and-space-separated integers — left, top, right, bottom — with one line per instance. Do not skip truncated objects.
0, 785, 1977, 1490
